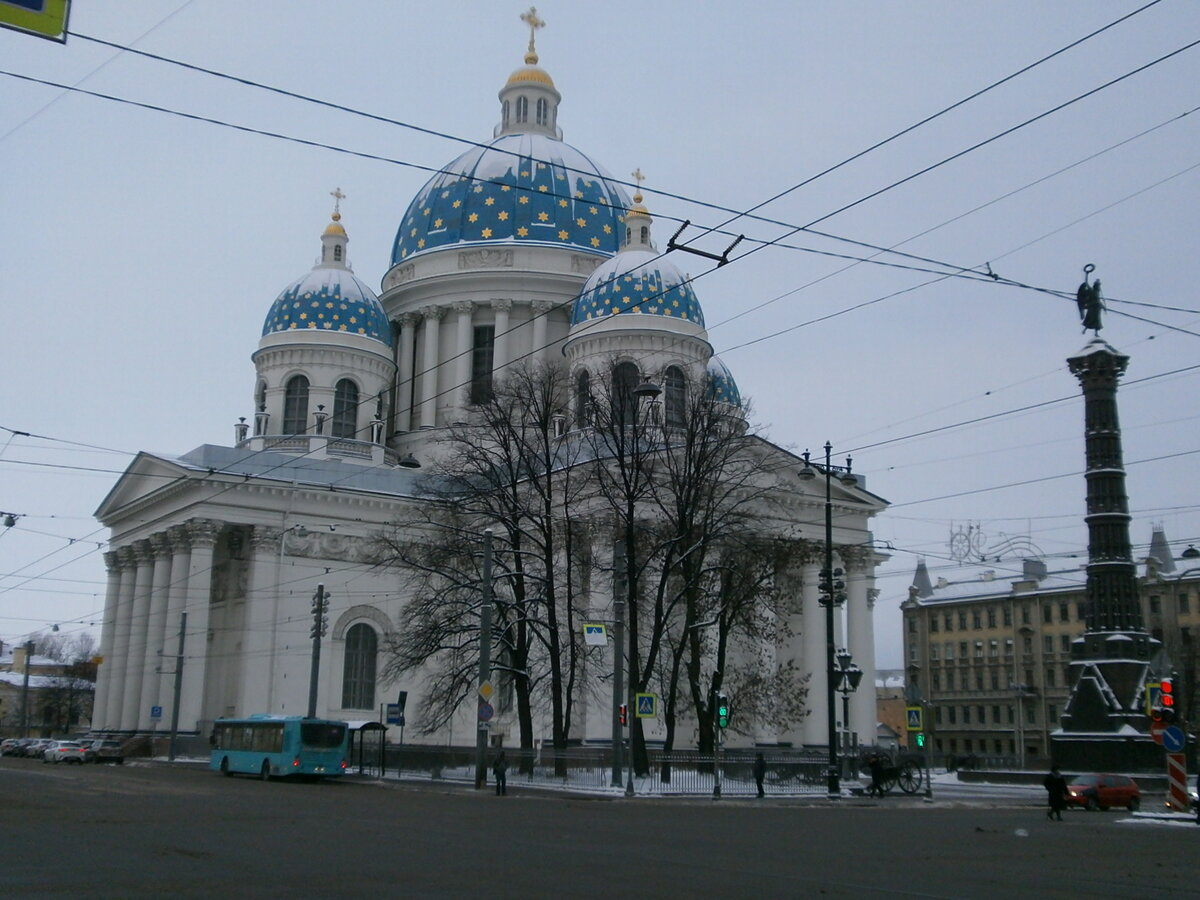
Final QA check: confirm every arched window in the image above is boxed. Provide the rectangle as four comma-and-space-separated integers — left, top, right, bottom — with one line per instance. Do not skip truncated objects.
612, 361, 641, 427
536, 97, 548, 125
332, 378, 359, 438
640, 226, 649, 244
625, 226, 631, 244
575, 369, 591, 425
333, 244, 343, 262
665, 366, 686, 428
516, 96, 528, 123
502, 99, 510, 127
283, 375, 309, 435
341, 623, 377, 710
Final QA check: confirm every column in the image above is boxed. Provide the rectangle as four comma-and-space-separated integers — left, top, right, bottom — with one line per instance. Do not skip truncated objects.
531, 300, 552, 362
136, 532, 174, 731
395, 312, 418, 432
454, 301, 474, 418
844, 548, 876, 749
92, 551, 122, 731
104, 546, 138, 730
418, 305, 444, 428
800, 550, 828, 747
493, 298, 512, 372
179, 518, 220, 733
157, 525, 192, 720
239, 526, 282, 714
119, 539, 155, 731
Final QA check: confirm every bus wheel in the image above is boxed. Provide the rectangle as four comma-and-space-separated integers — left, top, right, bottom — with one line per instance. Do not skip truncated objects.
220, 757, 231, 777
260, 760, 271, 781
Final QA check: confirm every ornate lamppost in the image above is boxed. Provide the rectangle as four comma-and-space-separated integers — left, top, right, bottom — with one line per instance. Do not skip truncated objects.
834, 648, 863, 779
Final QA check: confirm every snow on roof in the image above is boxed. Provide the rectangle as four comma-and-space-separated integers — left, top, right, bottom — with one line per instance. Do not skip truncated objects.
0, 671, 92, 689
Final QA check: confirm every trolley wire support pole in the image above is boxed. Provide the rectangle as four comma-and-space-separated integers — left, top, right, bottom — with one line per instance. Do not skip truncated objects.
474, 530, 494, 790
167, 612, 186, 762
611, 540, 626, 788
307, 584, 329, 718
19, 640, 34, 738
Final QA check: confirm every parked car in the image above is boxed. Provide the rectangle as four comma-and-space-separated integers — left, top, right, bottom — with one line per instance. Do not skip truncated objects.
22, 739, 53, 758
1065, 773, 1141, 811
89, 738, 125, 765
42, 740, 87, 764
0, 738, 25, 756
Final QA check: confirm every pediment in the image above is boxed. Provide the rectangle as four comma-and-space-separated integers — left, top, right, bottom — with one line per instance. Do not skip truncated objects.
94, 452, 194, 523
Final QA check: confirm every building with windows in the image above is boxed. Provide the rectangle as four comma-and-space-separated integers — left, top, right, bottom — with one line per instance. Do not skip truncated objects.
92, 22, 888, 752
901, 528, 1200, 766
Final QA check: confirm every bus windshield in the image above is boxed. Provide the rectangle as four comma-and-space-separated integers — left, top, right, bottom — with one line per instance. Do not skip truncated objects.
301, 722, 347, 748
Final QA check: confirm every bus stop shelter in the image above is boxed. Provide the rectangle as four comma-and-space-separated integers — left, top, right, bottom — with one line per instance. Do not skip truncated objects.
345, 721, 387, 776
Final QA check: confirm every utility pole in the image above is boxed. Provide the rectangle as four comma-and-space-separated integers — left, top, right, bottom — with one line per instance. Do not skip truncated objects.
611, 540, 625, 787
167, 613, 186, 761
20, 640, 34, 737
474, 530, 493, 790
307, 584, 329, 718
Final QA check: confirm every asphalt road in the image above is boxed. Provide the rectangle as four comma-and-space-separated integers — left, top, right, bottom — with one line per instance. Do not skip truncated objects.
1, 757, 1194, 898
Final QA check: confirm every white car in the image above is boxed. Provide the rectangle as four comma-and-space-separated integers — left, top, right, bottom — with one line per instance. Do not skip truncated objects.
42, 740, 87, 764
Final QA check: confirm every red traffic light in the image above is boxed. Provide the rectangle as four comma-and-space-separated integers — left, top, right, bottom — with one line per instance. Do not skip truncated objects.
1161, 679, 1175, 707
618, 704, 628, 726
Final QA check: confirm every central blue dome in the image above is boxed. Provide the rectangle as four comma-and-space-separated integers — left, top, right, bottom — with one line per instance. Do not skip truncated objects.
392, 134, 630, 264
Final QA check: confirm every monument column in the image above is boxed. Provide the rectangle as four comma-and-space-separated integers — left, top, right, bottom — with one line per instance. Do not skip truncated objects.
239, 526, 283, 713
156, 525, 192, 718
179, 519, 221, 733
418, 305, 444, 428
93, 551, 122, 730
104, 546, 138, 730
845, 547, 877, 747
492, 298, 512, 373
136, 532, 174, 731
119, 539, 155, 731
800, 547, 827, 747
395, 312, 418, 432
531, 300, 552, 362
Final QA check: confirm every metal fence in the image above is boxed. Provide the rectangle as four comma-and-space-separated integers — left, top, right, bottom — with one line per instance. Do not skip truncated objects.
386, 744, 832, 796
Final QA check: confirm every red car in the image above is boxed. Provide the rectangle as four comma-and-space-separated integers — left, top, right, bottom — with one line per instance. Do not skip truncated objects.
1065, 773, 1141, 811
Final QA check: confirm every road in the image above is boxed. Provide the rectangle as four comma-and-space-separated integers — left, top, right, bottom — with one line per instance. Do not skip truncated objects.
1, 757, 1193, 898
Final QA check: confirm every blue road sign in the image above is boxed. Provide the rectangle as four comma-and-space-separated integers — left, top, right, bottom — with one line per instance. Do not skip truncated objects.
150, 705, 162, 719
1162, 725, 1186, 753
635, 693, 657, 718
478, 701, 494, 722
386, 703, 400, 724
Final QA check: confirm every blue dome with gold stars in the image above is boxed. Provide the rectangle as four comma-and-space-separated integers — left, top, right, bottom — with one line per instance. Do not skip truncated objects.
706, 356, 742, 408
261, 268, 392, 346
570, 249, 705, 327
391, 134, 630, 264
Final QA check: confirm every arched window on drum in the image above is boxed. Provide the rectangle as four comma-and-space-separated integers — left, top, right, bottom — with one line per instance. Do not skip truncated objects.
283, 375, 309, 435
664, 366, 686, 428
332, 379, 359, 438
342, 623, 377, 710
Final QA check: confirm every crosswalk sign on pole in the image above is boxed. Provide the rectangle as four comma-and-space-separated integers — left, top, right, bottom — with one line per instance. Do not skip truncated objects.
905, 706, 923, 731
635, 693, 657, 718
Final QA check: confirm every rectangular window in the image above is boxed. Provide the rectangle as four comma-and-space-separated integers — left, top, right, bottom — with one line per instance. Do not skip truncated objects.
1021, 604, 1031, 626
1076, 601, 1087, 620
1023, 636, 1033, 654
470, 325, 495, 404
963, 706, 971, 724
1046, 668, 1056, 687
908, 644, 918, 662
964, 738, 973, 753
930, 644, 940, 660
1003, 606, 1013, 626
959, 641, 968, 660
1048, 704, 1058, 723
975, 673, 984, 691
1007, 705, 1015, 724
1043, 604, 1053, 623
945, 642, 954, 660
990, 672, 999, 690
958, 611, 967, 629
987, 608, 997, 628
907, 617, 917, 633
1043, 635, 1054, 654
974, 640, 984, 659
1004, 638, 1014, 657
948, 707, 957, 725
992, 705, 1001, 723
1025, 704, 1036, 725
972, 611, 982, 629
944, 614, 953, 632
932, 672, 941, 691
1149, 596, 1161, 614
977, 705, 986, 722
994, 740, 1004, 755
1181, 593, 1190, 613
988, 639, 998, 658
930, 617, 939, 633
1059, 602, 1070, 623
935, 707, 943, 725
1060, 634, 1071, 653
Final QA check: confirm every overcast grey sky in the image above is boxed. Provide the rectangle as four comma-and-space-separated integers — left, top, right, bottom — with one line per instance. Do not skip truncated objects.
2, 1, 1198, 669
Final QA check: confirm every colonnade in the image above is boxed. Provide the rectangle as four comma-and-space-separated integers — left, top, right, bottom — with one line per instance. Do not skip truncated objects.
94, 518, 220, 734
392, 299, 559, 431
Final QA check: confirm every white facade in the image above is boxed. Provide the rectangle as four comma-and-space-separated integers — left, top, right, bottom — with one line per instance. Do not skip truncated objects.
92, 32, 888, 751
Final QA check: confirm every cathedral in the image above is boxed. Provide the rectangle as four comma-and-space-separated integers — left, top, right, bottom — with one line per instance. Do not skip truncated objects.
92, 16, 887, 754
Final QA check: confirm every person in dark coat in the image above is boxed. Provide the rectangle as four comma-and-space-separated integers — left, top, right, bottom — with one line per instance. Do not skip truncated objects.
754, 753, 766, 798
492, 750, 508, 796
1043, 764, 1068, 821
867, 754, 886, 798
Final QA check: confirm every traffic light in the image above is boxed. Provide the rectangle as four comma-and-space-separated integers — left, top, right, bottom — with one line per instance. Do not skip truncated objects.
618, 704, 627, 726
1160, 677, 1176, 723
915, 732, 926, 748
818, 567, 846, 607
716, 692, 730, 729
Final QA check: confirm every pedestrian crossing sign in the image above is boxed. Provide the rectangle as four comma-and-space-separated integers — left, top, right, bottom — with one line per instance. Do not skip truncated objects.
636, 693, 657, 718
582, 623, 607, 646
906, 706, 923, 731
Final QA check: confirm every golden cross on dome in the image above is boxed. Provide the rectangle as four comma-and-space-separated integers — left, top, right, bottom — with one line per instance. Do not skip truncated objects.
330, 186, 346, 220
631, 168, 646, 203
521, 7, 545, 63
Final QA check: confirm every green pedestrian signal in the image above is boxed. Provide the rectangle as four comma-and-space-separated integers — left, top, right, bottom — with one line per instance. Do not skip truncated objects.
716, 692, 730, 729
915, 732, 925, 748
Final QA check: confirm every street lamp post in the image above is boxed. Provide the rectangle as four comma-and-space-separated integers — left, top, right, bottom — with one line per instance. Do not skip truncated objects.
800, 442, 853, 797
833, 648, 863, 780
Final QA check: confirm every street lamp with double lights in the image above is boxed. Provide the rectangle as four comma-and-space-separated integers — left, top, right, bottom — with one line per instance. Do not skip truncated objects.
833, 648, 863, 779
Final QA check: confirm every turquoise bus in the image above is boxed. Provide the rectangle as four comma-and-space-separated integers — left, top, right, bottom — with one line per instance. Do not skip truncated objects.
209, 715, 350, 780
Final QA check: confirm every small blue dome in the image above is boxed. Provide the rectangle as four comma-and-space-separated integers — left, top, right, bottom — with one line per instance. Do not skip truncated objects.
706, 356, 742, 407
262, 268, 392, 347
392, 133, 630, 264
571, 249, 705, 327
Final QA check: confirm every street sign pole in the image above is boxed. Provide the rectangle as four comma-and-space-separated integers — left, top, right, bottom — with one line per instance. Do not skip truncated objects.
474, 530, 493, 790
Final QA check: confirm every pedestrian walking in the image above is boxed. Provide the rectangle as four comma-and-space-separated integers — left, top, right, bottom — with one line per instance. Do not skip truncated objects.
754, 753, 766, 798
1043, 764, 1068, 821
867, 754, 886, 798
492, 750, 508, 796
